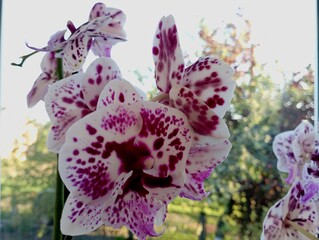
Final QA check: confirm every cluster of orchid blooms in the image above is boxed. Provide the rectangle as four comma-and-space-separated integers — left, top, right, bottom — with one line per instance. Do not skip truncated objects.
21, 2, 319, 240
261, 121, 319, 239
25, 3, 235, 239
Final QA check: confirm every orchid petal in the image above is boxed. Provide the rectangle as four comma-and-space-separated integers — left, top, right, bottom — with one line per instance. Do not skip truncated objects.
152, 15, 184, 93
104, 190, 165, 240
170, 85, 229, 145
47, 109, 87, 153
27, 52, 58, 107
97, 79, 142, 109
273, 121, 316, 183
45, 73, 91, 152
89, 3, 126, 24
82, 57, 122, 110
273, 131, 295, 173
292, 121, 315, 163
89, 2, 110, 19
261, 182, 318, 239
62, 33, 90, 73
181, 140, 232, 200
27, 73, 54, 108
87, 14, 127, 43
90, 40, 111, 57
61, 193, 104, 235
183, 56, 236, 118
89, 3, 126, 43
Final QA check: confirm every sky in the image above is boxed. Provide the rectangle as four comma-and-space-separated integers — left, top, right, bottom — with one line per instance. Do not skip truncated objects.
0, 0, 317, 158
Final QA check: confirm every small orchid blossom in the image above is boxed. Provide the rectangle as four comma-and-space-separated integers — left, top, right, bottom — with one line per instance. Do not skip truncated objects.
28, 2, 126, 74
45, 57, 121, 152
27, 52, 58, 107
261, 181, 318, 240
152, 15, 235, 200
273, 121, 315, 184
58, 79, 193, 239
88, 2, 126, 57
152, 15, 235, 145
152, 15, 235, 117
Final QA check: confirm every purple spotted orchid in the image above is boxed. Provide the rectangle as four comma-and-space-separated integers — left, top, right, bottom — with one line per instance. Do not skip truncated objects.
45, 57, 121, 152
261, 181, 318, 240
28, 2, 126, 74
26, 3, 126, 108
272, 120, 319, 203
152, 15, 235, 200
22, 4, 237, 238
273, 121, 316, 184
262, 121, 319, 239
58, 79, 193, 239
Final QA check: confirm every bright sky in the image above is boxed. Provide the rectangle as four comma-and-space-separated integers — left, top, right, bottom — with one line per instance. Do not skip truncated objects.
0, 0, 317, 158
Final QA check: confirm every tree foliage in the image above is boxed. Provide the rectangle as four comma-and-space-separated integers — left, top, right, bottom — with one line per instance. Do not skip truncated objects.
1, 121, 56, 237
198, 17, 314, 238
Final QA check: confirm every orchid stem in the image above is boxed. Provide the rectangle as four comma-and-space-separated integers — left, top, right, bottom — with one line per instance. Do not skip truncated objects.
150, 93, 169, 102
287, 220, 318, 240
53, 153, 64, 240
11, 51, 38, 67
53, 57, 71, 240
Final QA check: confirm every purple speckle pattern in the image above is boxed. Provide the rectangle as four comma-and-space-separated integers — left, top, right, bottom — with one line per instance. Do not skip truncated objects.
45, 57, 120, 152
170, 85, 229, 146
88, 4, 127, 58
82, 57, 122, 110
62, 34, 90, 73
59, 80, 192, 239
181, 140, 232, 200
152, 15, 184, 93
27, 3, 126, 74
97, 79, 142, 109
45, 73, 91, 152
182, 56, 236, 118
261, 181, 318, 239
150, 15, 236, 204
273, 121, 315, 184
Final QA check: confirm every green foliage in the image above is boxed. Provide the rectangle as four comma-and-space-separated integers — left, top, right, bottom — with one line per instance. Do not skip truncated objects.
1, 121, 56, 238
199, 17, 314, 238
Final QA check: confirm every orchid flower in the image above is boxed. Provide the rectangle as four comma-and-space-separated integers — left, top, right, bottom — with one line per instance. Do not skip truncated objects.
152, 15, 235, 119
58, 79, 193, 240
45, 57, 121, 152
261, 181, 318, 240
152, 15, 235, 200
28, 2, 126, 74
26, 3, 126, 108
273, 121, 315, 184
88, 2, 126, 57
